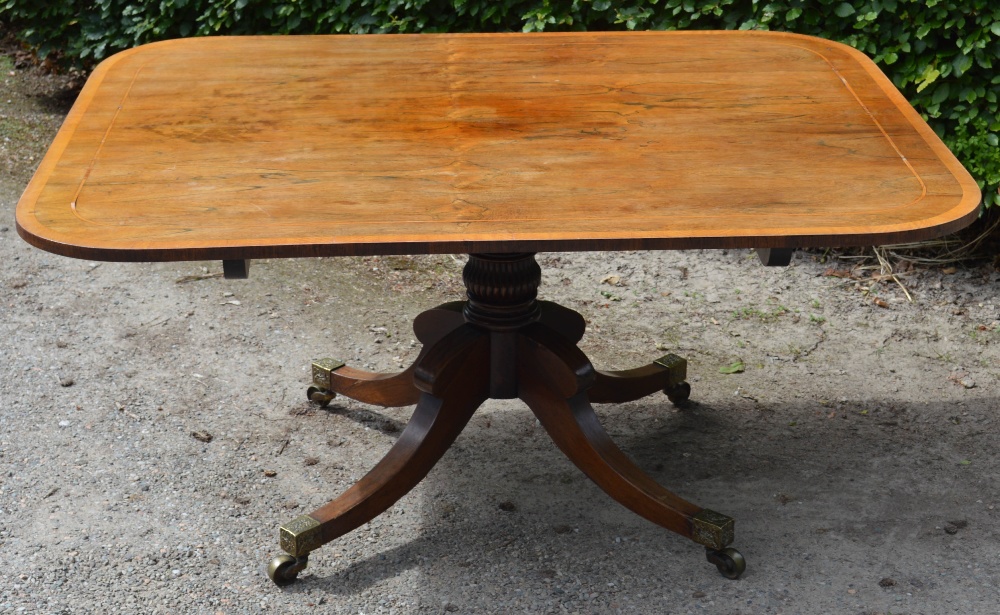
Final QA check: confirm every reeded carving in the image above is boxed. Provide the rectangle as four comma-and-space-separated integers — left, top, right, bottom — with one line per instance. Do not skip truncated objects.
462, 253, 541, 329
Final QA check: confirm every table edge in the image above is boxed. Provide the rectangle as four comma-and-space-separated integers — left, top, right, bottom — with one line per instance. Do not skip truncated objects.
15, 203, 981, 262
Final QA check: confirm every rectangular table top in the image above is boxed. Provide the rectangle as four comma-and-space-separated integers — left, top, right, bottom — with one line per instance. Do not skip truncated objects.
16, 31, 981, 261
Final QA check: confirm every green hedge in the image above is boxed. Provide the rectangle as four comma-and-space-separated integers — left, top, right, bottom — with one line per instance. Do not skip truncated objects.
2, 0, 998, 207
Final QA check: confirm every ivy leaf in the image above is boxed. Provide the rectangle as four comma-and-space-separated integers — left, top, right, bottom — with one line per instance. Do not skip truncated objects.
719, 361, 745, 374
834, 3, 855, 17
916, 65, 941, 92
987, 134, 999, 148
952, 53, 973, 77
931, 83, 950, 105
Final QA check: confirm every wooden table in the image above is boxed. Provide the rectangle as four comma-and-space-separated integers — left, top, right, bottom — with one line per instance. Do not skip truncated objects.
16, 32, 981, 585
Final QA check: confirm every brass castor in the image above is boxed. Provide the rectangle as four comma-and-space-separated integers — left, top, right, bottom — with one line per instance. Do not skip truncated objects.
267, 554, 309, 586
706, 547, 746, 579
665, 381, 691, 406
306, 386, 335, 407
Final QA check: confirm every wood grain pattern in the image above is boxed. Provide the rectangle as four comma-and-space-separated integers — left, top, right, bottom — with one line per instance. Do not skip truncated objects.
16, 31, 980, 262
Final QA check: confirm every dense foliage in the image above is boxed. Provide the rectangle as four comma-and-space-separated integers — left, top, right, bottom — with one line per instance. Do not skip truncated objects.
2, 0, 998, 207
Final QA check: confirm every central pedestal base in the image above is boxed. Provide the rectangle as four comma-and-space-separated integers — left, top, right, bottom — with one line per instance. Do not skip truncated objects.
267, 253, 744, 585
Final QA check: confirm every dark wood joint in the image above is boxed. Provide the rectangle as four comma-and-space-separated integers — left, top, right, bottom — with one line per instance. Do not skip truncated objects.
223, 259, 250, 279
755, 248, 793, 267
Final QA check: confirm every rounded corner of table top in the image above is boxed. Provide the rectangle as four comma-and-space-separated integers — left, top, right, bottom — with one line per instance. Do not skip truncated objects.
752, 30, 863, 53
15, 214, 83, 261
878, 190, 983, 245
15, 212, 106, 262
93, 36, 205, 64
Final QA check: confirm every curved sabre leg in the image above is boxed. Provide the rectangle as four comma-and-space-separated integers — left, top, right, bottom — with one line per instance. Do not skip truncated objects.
516, 325, 736, 556
308, 302, 467, 407
589, 354, 690, 406
271, 326, 490, 585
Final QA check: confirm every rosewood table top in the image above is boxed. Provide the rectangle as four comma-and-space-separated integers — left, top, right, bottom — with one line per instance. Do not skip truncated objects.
16, 31, 981, 262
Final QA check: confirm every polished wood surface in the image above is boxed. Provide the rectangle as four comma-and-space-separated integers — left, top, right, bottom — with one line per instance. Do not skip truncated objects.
321, 303, 467, 407
16, 31, 980, 262
305, 324, 490, 549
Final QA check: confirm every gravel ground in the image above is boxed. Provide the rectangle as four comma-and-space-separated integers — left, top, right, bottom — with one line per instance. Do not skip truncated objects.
2, 45, 999, 614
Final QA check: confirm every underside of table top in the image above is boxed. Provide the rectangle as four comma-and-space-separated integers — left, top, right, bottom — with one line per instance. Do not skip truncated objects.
16, 31, 981, 261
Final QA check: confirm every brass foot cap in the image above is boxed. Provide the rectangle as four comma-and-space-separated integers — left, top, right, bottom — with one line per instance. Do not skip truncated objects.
691, 509, 734, 550
311, 358, 346, 388
654, 353, 687, 387
279, 515, 323, 557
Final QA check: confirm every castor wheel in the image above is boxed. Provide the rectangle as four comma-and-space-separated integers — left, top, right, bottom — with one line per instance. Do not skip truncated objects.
665, 381, 691, 406
267, 554, 309, 586
706, 547, 746, 579
306, 386, 335, 407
